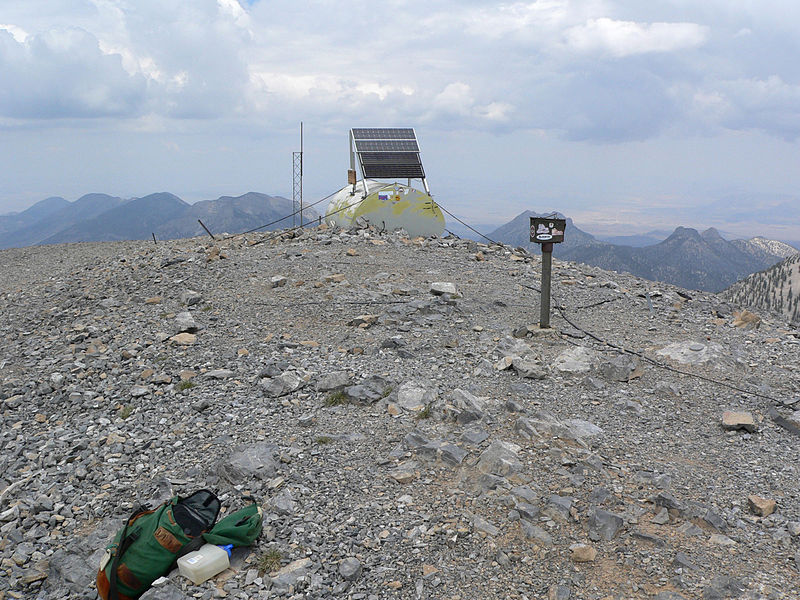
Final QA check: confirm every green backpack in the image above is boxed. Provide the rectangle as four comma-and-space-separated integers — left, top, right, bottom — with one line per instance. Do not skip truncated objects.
202, 502, 263, 547
97, 490, 262, 600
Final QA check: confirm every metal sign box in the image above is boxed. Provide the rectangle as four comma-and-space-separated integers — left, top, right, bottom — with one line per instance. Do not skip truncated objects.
530, 217, 566, 244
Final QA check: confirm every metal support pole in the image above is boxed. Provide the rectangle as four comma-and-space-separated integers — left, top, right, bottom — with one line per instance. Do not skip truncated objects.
299, 121, 303, 227
540, 242, 553, 329
292, 152, 301, 228
292, 122, 303, 228
198, 219, 215, 240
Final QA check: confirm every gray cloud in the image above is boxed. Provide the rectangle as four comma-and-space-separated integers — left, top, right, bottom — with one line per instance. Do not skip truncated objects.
533, 61, 677, 142
3, 0, 800, 231
2, 0, 798, 142
0, 28, 146, 119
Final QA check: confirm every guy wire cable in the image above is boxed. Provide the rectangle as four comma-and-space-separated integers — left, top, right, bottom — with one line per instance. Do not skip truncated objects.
224, 189, 339, 240
249, 195, 373, 247
435, 201, 500, 246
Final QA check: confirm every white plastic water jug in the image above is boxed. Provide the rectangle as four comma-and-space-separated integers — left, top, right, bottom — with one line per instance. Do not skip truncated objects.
177, 543, 233, 585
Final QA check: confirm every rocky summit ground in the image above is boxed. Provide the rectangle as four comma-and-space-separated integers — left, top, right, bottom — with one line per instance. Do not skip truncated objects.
1, 223, 799, 600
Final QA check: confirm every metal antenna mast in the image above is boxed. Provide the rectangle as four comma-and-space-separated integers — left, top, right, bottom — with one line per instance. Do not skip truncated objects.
292, 122, 303, 227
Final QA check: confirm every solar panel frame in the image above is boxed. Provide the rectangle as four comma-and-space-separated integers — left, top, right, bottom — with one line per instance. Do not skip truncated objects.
350, 127, 425, 180
351, 127, 426, 181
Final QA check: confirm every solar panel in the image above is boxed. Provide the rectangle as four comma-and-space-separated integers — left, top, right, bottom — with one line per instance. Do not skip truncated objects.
350, 127, 426, 181
352, 128, 415, 140
353, 139, 419, 152
360, 154, 425, 179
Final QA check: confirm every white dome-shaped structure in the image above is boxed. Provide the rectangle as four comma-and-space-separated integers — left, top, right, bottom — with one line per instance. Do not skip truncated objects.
324, 127, 445, 237
325, 180, 444, 237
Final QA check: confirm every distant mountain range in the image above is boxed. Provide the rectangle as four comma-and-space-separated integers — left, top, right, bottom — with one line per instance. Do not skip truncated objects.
722, 253, 800, 324
595, 230, 672, 247
5, 196, 797, 294
0, 192, 319, 250
488, 210, 798, 292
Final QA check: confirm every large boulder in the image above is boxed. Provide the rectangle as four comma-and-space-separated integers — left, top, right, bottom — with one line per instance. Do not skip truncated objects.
477, 440, 522, 477
441, 388, 485, 424
260, 372, 304, 397
217, 443, 279, 483
343, 376, 391, 404
554, 347, 597, 374
598, 355, 642, 382
396, 380, 436, 412
656, 341, 729, 367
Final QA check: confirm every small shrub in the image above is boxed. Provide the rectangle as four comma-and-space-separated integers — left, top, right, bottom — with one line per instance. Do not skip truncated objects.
382, 385, 394, 398
415, 404, 432, 420
177, 380, 196, 391
118, 405, 134, 420
315, 436, 333, 445
324, 390, 348, 406
258, 549, 282, 575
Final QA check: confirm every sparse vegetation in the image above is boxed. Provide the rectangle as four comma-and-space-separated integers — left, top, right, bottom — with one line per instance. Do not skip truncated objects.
118, 404, 134, 419
324, 390, 348, 406
201, 304, 213, 312
177, 380, 196, 391
723, 253, 800, 323
382, 385, 394, 398
415, 404, 432, 420
315, 435, 333, 445
257, 549, 282, 575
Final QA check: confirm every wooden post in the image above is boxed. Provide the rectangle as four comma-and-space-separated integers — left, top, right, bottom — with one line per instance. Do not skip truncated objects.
540, 242, 553, 328
529, 216, 566, 329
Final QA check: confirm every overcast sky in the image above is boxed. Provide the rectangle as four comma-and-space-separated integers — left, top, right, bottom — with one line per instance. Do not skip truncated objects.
2, 0, 800, 238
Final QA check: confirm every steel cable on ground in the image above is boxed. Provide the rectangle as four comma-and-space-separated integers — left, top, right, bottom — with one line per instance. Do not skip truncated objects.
229, 194, 797, 433
414, 212, 798, 436
518, 281, 800, 436
478, 244, 785, 404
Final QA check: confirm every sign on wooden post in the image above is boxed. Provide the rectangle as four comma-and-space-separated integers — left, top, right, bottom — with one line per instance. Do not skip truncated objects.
530, 217, 567, 328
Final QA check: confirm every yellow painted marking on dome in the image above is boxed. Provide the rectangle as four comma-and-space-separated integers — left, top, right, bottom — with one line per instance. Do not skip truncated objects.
391, 200, 412, 215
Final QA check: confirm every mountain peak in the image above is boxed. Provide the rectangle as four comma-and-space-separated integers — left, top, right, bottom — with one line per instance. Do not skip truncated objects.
701, 227, 724, 241
666, 226, 701, 241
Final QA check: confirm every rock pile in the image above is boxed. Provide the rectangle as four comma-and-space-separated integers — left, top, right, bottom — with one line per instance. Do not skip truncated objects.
1, 224, 799, 599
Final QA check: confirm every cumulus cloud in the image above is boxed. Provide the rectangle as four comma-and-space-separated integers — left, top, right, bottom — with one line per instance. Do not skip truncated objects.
713, 76, 800, 140
432, 83, 474, 116
0, 0, 799, 143
0, 27, 146, 119
0, 23, 28, 43
564, 18, 708, 57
